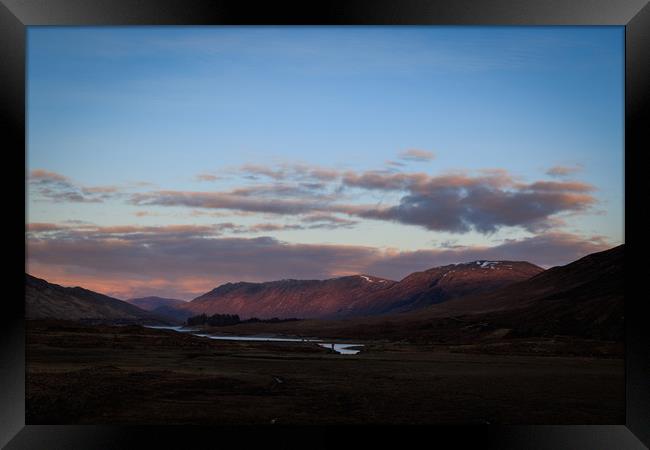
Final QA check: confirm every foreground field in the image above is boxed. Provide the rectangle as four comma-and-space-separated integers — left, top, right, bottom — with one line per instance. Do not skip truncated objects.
26, 320, 624, 425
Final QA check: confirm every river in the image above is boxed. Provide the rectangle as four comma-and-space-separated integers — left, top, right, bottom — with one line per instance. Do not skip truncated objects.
145, 325, 364, 355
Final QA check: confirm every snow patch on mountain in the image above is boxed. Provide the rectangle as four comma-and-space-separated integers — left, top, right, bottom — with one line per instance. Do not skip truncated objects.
477, 261, 500, 269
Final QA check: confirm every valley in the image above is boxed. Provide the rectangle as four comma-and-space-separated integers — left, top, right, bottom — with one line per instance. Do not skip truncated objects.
24, 245, 625, 425
26, 320, 624, 425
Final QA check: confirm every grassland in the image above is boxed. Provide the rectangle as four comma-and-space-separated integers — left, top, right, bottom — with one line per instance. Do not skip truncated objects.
26, 320, 624, 425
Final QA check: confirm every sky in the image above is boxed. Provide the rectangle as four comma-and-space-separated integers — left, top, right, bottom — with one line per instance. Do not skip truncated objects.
26, 26, 624, 300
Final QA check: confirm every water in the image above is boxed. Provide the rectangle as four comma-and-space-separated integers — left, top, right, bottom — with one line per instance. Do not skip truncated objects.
144, 325, 364, 355
146, 325, 196, 332
318, 343, 364, 355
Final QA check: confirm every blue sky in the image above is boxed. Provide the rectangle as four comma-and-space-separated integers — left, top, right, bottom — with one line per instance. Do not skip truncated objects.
26, 26, 624, 299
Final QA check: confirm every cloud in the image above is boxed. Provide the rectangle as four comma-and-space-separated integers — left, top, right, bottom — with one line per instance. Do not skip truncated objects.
29, 169, 121, 203
27, 222, 65, 232
30, 170, 69, 183
27, 218, 357, 244
300, 213, 358, 228
344, 171, 596, 233
398, 149, 435, 162
241, 216, 358, 233
358, 180, 595, 233
238, 164, 289, 181
26, 222, 243, 242
27, 220, 614, 299
229, 183, 334, 201
342, 170, 428, 191
238, 163, 340, 182
130, 190, 329, 215
134, 210, 160, 217
129, 166, 597, 235
243, 223, 304, 233
195, 173, 220, 182
31, 163, 599, 237
522, 180, 592, 193
82, 186, 119, 194
546, 165, 583, 178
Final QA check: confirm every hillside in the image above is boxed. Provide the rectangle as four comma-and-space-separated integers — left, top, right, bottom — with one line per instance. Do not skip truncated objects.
180, 261, 542, 320
214, 246, 624, 342
126, 296, 191, 322
25, 274, 171, 325
181, 275, 397, 319
341, 260, 543, 316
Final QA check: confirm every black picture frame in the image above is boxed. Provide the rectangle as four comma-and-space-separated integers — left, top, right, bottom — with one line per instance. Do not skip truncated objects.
1, 1, 647, 448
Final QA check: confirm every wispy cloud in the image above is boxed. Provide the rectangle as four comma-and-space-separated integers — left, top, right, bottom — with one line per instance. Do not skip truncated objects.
195, 173, 221, 182
129, 165, 597, 235
130, 190, 329, 215
386, 160, 407, 168
27, 222, 242, 241
27, 216, 358, 243
29, 169, 122, 203
398, 149, 435, 162
29, 163, 599, 236
238, 163, 340, 182
546, 164, 584, 178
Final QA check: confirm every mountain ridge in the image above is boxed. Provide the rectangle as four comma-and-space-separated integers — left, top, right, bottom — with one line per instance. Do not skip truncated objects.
25, 274, 172, 325
218, 245, 624, 342
178, 259, 543, 319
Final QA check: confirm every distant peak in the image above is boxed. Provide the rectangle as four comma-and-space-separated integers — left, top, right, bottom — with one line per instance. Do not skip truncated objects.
356, 274, 391, 283
425, 260, 542, 274
475, 260, 500, 268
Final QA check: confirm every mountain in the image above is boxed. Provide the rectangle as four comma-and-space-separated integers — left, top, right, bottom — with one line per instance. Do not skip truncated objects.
214, 245, 624, 343
339, 260, 544, 316
419, 245, 623, 318
181, 261, 542, 320
126, 296, 187, 310
368, 244, 625, 341
25, 274, 172, 324
421, 244, 625, 340
182, 275, 397, 319
126, 296, 191, 322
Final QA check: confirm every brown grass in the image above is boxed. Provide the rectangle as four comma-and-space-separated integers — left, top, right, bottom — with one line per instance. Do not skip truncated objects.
26, 320, 624, 425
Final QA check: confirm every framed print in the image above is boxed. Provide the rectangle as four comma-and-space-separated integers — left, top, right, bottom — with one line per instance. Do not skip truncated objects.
1, 0, 648, 448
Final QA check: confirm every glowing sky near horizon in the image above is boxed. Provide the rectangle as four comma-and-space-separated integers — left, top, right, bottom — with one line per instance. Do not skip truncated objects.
26, 26, 624, 300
